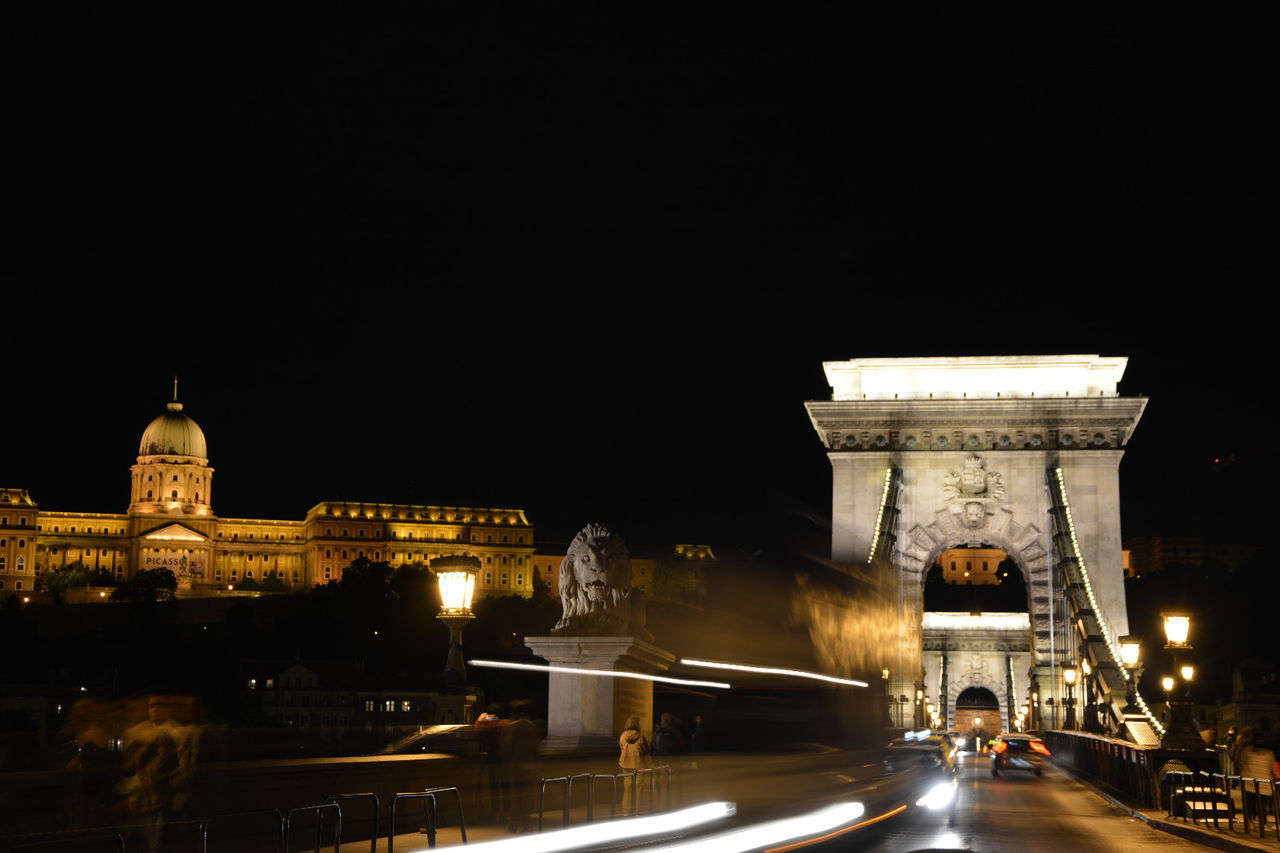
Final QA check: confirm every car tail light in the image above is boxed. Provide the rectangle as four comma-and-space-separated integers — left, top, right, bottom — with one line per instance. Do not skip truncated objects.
992, 740, 1007, 754
1030, 741, 1051, 756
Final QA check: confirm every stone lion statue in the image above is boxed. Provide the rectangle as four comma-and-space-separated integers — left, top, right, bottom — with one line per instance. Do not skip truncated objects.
552, 523, 652, 641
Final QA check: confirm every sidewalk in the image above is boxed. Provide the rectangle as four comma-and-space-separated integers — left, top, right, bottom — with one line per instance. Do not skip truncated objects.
1066, 765, 1280, 853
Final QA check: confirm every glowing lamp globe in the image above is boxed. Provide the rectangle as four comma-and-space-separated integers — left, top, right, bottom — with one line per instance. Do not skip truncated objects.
1162, 614, 1191, 648
1180, 664, 1194, 682
1161, 676, 1175, 692
1119, 636, 1142, 668
1063, 665, 1078, 686
432, 555, 480, 614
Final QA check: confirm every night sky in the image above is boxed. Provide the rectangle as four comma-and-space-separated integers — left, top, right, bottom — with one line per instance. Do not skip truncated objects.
5, 7, 1274, 552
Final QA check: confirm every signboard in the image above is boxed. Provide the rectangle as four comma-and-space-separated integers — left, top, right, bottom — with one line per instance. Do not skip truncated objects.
142, 551, 207, 577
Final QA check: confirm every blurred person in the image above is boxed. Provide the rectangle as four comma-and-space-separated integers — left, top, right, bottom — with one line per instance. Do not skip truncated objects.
474, 703, 510, 824
690, 715, 707, 753
1232, 727, 1277, 826
653, 713, 686, 757
502, 700, 541, 833
618, 715, 651, 815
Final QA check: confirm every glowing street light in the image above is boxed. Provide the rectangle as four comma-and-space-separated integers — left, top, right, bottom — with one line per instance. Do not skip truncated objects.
432, 555, 479, 684
1180, 664, 1194, 682
1119, 636, 1142, 668
1063, 665, 1078, 730
1162, 613, 1191, 648
1161, 675, 1175, 692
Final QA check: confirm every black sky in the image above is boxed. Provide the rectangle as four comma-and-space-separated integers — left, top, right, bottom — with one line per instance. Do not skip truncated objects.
4, 7, 1274, 551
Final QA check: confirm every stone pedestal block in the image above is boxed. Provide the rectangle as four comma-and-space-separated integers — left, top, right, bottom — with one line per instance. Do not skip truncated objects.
523, 635, 674, 752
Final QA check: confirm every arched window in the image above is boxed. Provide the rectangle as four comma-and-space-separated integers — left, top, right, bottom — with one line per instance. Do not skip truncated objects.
171, 490, 179, 499
147, 490, 153, 499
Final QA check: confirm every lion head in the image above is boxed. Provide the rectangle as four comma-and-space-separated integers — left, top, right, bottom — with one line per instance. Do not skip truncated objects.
552, 523, 651, 640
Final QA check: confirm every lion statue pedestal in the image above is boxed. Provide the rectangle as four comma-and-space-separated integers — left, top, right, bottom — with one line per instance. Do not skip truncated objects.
524, 635, 675, 751
525, 523, 673, 751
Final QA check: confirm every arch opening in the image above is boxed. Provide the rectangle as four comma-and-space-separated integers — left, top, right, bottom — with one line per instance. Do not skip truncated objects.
956, 686, 1000, 743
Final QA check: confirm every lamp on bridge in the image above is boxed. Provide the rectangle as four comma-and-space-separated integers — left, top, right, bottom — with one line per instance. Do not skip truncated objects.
1063, 665, 1078, 730
1118, 635, 1144, 721
431, 555, 479, 685
1159, 611, 1204, 751
1161, 675, 1174, 693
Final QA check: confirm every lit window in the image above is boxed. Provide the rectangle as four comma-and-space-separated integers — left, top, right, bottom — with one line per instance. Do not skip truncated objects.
401, 700, 411, 712
384, 700, 395, 712
365, 700, 375, 712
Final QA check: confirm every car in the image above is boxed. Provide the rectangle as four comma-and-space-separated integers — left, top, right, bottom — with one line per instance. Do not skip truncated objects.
990, 733, 1050, 776
886, 730, 957, 774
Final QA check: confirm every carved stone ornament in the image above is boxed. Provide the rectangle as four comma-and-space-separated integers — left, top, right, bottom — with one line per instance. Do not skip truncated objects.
942, 454, 1004, 530
552, 523, 653, 642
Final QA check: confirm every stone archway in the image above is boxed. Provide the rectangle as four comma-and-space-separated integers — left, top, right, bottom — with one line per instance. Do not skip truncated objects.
806, 355, 1146, 723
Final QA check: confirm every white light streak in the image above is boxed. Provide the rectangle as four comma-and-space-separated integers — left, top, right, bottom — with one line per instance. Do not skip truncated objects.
434, 801, 735, 852
641, 802, 865, 853
468, 660, 730, 689
681, 659, 868, 687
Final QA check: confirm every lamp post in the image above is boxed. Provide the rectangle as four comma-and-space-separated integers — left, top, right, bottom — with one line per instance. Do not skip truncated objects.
431, 555, 479, 685
1160, 611, 1203, 750
1117, 635, 1143, 733
1063, 665, 1078, 730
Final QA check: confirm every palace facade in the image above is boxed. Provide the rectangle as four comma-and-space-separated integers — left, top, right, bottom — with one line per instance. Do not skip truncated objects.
0, 398, 536, 597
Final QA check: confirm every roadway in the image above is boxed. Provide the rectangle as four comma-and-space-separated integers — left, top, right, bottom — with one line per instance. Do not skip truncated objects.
853, 750, 1204, 852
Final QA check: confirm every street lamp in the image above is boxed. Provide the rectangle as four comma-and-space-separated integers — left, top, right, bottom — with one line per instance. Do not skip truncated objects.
1063, 665, 1078, 730
1180, 664, 1195, 682
1159, 611, 1203, 750
432, 555, 479, 685
1161, 675, 1175, 692
1118, 635, 1144, 727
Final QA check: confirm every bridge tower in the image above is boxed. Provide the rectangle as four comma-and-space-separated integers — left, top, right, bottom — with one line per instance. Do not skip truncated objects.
806, 355, 1152, 735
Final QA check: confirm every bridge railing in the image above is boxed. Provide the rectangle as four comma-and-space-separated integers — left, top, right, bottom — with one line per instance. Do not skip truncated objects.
1043, 730, 1224, 811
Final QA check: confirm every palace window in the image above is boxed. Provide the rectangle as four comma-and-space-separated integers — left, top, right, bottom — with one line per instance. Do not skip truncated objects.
401, 700, 411, 712
0, 557, 5, 570
342, 550, 348, 559
501, 573, 509, 586
384, 700, 395, 713
485, 572, 493, 585
15, 581, 22, 590
516, 573, 523, 586
325, 549, 332, 558
365, 700, 375, 712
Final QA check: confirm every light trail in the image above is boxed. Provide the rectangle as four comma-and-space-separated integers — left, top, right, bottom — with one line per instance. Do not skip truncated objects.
642, 802, 866, 853
681, 659, 869, 687
433, 801, 735, 852
468, 659, 731, 689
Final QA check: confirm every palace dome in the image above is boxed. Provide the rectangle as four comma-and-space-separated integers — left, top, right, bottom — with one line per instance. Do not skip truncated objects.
139, 401, 208, 459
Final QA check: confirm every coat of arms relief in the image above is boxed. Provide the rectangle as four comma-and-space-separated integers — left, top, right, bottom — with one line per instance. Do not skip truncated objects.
942, 454, 1005, 530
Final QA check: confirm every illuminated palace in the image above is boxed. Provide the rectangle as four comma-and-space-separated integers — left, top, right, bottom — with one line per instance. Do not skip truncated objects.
0, 397, 535, 596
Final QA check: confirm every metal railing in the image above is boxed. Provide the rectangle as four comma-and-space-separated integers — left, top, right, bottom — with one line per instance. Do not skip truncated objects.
1164, 770, 1279, 841
325, 795, 379, 853
538, 774, 593, 830
285, 803, 342, 853
388, 788, 467, 851
537, 767, 673, 829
